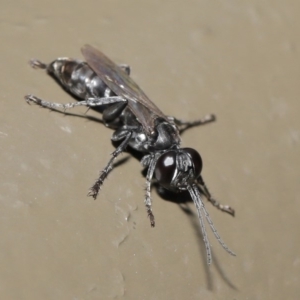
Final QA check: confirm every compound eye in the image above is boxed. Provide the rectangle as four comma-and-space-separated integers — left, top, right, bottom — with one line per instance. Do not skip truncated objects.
183, 148, 203, 177
154, 151, 177, 188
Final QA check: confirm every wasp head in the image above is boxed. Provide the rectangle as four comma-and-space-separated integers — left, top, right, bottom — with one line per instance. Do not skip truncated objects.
154, 148, 202, 191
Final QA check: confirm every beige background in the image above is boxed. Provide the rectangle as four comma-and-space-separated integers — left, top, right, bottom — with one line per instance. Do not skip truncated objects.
1, 0, 300, 299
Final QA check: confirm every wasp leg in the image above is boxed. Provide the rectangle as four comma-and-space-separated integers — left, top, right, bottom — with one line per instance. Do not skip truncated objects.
118, 64, 131, 75
197, 176, 235, 216
25, 95, 127, 111
29, 59, 131, 74
171, 114, 216, 133
29, 59, 48, 70
88, 131, 132, 199
143, 153, 163, 227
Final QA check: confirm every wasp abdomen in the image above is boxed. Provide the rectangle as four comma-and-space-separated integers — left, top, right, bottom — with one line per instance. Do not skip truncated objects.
47, 58, 108, 99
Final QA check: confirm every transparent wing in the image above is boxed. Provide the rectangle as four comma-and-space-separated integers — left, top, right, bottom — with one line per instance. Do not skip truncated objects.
81, 44, 168, 135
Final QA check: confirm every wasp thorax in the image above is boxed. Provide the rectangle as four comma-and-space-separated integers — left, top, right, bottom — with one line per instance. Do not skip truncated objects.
154, 148, 202, 190
150, 121, 180, 150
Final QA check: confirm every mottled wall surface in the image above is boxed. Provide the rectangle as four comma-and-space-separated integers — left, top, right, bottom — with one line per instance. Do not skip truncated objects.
1, 1, 300, 299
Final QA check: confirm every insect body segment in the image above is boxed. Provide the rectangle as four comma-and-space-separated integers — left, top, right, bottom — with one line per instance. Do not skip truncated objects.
25, 45, 235, 264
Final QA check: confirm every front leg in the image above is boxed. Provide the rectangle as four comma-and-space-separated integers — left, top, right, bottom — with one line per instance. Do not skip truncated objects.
141, 153, 162, 227
197, 176, 235, 216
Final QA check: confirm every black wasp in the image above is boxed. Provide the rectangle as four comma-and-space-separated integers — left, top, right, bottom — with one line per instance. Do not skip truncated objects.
25, 45, 235, 264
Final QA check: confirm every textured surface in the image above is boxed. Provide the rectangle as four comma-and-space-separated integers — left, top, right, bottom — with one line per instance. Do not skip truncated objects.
1, 0, 300, 299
